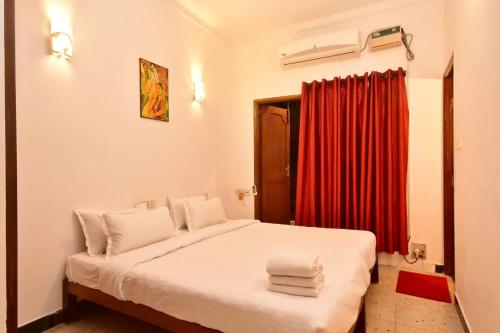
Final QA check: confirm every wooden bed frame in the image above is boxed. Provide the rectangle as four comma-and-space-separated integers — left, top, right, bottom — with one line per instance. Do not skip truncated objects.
63, 259, 378, 333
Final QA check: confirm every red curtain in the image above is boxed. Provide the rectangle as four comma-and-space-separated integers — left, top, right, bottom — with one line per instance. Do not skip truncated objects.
295, 68, 409, 255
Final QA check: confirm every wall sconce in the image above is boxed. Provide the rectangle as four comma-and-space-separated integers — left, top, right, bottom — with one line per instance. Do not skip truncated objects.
51, 31, 73, 59
193, 80, 205, 103
49, 7, 73, 60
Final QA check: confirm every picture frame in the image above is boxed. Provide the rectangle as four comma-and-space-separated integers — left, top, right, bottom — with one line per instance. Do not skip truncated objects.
139, 58, 169, 122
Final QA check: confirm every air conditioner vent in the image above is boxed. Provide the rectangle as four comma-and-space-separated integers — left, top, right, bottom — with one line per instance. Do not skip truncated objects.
279, 28, 361, 66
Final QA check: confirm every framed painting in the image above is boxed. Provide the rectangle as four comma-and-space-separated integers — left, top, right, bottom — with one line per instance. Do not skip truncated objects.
140, 58, 169, 122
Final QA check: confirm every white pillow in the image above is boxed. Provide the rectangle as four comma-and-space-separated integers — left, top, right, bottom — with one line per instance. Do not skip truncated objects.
103, 207, 176, 257
184, 197, 227, 231
75, 206, 146, 256
167, 195, 206, 229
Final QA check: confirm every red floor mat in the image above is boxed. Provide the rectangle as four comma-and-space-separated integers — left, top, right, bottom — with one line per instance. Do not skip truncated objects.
396, 270, 452, 303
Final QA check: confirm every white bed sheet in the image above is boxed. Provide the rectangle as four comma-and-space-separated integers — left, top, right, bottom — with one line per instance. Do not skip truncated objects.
97, 220, 376, 333
66, 227, 191, 289
66, 252, 106, 289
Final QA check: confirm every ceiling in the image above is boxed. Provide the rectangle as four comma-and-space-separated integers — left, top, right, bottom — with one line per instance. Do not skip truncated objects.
171, 0, 389, 42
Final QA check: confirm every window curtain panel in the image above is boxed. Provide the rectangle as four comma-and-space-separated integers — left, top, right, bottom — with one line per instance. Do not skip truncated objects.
295, 68, 409, 255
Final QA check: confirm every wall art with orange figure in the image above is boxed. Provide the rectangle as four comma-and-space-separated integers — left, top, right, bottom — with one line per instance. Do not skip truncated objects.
140, 58, 169, 122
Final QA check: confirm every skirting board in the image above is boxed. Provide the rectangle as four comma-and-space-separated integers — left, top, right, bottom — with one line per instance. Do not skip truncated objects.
454, 293, 472, 333
18, 302, 94, 333
18, 310, 63, 333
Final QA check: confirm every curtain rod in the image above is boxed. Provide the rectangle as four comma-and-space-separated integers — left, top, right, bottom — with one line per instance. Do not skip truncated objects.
302, 68, 406, 86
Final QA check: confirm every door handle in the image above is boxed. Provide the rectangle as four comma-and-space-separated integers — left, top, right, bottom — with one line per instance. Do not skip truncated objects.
285, 165, 290, 177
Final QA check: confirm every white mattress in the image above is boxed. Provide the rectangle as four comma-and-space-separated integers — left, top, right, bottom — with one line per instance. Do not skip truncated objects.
68, 220, 376, 333
66, 227, 190, 289
66, 252, 106, 289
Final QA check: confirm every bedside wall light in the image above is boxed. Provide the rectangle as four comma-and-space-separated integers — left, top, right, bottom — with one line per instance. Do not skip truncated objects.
49, 7, 73, 60
51, 31, 73, 59
193, 80, 205, 103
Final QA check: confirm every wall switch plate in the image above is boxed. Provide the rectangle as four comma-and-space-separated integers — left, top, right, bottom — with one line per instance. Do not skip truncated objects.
135, 200, 156, 209
411, 243, 426, 259
235, 189, 251, 200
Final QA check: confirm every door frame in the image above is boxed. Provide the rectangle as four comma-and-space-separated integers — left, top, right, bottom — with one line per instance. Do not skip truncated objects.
253, 95, 301, 220
5, 0, 18, 331
443, 55, 455, 279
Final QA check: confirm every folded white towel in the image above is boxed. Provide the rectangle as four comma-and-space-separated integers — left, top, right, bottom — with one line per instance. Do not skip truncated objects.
266, 251, 321, 278
267, 280, 325, 297
269, 273, 325, 288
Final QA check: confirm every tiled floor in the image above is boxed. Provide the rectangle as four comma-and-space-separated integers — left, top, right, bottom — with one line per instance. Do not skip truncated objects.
45, 265, 464, 333
366, 266, 464, 333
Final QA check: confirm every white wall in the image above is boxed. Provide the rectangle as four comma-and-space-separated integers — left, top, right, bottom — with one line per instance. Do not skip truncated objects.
219, 0, 446, 264
0, 0, 6, 331
407, 79, 443, 264
16, 0, 230, 325
445, 0, 500, 331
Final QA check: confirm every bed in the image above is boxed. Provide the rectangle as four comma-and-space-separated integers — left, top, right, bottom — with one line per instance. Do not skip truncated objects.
64, 219, 378, 333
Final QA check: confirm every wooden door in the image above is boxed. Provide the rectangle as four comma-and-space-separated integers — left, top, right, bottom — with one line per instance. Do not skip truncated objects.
443, 64, 455, 279
257, 105, 290, 224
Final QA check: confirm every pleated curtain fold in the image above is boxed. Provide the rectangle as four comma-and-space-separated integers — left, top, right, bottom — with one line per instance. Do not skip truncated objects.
295, 68, 409, 255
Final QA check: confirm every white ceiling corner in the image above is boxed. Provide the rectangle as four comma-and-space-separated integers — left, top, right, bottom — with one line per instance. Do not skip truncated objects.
169, 0, 431, 43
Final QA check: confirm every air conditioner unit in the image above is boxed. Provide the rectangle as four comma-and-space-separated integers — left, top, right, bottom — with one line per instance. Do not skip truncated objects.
279, 28, 361, 66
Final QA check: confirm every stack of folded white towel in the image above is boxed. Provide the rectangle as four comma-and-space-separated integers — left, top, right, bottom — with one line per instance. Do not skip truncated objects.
266, 250, 325, 297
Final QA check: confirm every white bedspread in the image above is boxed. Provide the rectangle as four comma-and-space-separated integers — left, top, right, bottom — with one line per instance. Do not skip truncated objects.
99, 220, 376, 333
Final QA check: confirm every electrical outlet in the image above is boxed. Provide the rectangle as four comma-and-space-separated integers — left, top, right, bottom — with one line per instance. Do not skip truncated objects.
411, 243, 426, 259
